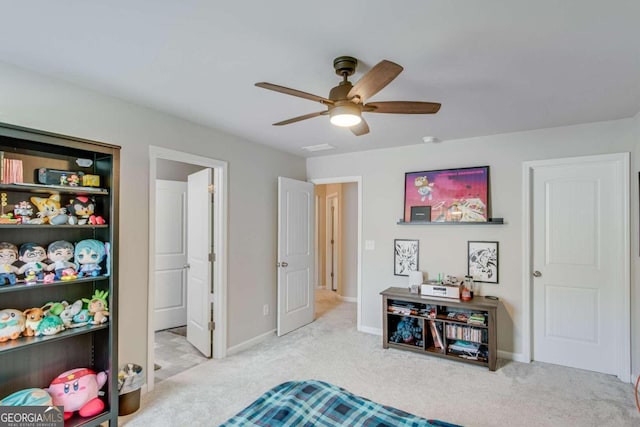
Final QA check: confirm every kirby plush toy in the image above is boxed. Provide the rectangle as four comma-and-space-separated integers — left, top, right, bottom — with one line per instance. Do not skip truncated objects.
47, 368, 107, 420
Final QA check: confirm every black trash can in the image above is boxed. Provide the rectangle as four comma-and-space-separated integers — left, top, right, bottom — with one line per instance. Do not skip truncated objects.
118, 363, 143, 416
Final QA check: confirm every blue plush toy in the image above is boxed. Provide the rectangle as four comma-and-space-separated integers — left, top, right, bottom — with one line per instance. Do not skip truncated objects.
389, 317, 423, 346
74, 239, 109, 278
35, 315, 65, 336
0, 388, 52, 406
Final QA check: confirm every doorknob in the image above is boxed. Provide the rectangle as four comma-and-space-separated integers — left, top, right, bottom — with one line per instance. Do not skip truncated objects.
532, 270, 542, 277
183, 264, 191, 269
279, 261, 288, 268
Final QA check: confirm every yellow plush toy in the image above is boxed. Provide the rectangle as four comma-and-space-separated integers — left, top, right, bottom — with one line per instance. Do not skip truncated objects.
30, 195, 69, 225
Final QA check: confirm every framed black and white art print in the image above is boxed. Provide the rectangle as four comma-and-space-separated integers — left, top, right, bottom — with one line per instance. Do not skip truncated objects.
467, 241, 499, 283
394, 239, 419, 276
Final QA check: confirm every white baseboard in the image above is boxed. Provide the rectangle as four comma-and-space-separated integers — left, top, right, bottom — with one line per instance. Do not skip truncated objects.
359, 325, 382, 336
497, 350, 529, 363
226, 329, 276, 356
339, 295, 357, 303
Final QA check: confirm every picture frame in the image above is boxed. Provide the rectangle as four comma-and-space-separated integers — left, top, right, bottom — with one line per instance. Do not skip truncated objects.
394, 239, 419, 276
403, 166, 489, 223
467, 241, 499, 283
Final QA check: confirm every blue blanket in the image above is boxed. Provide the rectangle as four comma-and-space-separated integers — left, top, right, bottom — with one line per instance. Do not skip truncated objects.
221, 380, 461, 427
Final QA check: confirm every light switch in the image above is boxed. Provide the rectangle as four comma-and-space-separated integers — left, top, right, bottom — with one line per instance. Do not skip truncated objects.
365, 240, 375, 250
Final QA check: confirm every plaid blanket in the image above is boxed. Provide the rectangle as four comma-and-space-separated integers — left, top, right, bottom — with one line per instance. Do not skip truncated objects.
220, 380, 461, 427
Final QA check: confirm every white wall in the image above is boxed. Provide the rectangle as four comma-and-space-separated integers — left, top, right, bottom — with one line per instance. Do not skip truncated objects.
308, 118, 639, 371
0, 61, 306, 377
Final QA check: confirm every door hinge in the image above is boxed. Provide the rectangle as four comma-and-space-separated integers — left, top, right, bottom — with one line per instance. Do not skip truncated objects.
208, 184, 215, 194
209, 253, 215, 262
208, 321, 215, 331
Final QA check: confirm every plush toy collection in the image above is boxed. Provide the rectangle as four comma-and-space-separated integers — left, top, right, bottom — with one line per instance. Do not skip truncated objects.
2, 194, 106, 225
0, 289, 111, 419
0, 239, 109, 286
0, 368, 108, 420
0, 290, 110, 343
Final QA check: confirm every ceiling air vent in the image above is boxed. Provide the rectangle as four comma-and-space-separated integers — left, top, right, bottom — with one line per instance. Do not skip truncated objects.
301, 144, 335, 152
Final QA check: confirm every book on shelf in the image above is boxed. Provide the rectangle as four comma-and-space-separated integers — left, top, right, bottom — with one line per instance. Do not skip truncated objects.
445, 324, 487, 342
428, 320, 443, 348
468, 313, 486, 325
1, 156, 24, 184
387, 305, 418, 315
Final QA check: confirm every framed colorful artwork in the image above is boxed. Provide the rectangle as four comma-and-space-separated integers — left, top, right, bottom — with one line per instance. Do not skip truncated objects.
403, 166, 489, 223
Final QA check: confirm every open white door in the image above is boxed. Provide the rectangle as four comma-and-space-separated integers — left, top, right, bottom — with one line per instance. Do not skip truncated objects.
186, 168, 213, 357
154, 180, 188, 331
277, 177, 315, 336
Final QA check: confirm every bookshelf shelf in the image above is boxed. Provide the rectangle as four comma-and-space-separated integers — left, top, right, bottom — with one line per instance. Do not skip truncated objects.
381, 287, 498, 371
396, 218, 504, 226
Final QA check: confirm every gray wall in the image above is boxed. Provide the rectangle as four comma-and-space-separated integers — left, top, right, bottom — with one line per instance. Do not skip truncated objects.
307, 117, 639, 377
0, 61, 306, 377
156, 159, 206, 181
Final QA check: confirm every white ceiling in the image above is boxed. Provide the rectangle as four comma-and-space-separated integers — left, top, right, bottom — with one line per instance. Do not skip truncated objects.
1, 1, 638, 157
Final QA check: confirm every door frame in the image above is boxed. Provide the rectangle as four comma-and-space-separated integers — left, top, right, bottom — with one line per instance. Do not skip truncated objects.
325, 192, 339, 292
521, 153, 630, 382
147, 146, 228, 391
310, 176, 363, 331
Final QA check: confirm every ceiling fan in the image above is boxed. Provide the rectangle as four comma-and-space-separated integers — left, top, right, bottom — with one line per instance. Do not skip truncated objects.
255, 56, 441, 136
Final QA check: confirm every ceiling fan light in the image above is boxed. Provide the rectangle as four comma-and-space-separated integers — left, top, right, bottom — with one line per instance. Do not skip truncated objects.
330, 104, 362, 127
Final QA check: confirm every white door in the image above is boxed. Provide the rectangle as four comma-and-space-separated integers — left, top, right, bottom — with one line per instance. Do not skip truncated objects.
277, 177, 315, 336
186, 169, 213, 357
532, 154, 628, 375
154, 180, 188, 331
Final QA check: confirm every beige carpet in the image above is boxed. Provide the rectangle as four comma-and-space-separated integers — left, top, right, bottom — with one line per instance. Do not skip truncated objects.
123, 289, 640, 426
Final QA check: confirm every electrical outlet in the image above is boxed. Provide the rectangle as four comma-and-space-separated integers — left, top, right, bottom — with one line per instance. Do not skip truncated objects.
263, 304, 269, 316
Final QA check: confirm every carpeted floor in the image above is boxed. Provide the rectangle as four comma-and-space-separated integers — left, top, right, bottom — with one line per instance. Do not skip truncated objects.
124, 289, 640, 426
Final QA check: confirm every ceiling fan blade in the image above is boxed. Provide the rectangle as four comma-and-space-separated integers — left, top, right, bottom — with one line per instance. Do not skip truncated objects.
255, 82, 334, 106
365, 101, 441, 114
273, 111, 328, 126
347, 60, 403, 102
350, 118, 370, 136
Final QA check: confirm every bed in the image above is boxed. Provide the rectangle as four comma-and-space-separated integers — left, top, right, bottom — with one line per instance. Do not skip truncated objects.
221, 380, 461, 426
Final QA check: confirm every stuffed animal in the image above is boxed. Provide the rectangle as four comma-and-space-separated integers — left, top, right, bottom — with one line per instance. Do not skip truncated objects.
23, 307, 46, 337
0, 242, 19, 286
45, 240, 76, 280
67, 197, 105, 225
73, 309, 91, 326
12, 200, 34, 223
29, 195, 69, 225
60, 300, 86, 328
0, 388, 53, 406
75, 240, 108, 278
84, 290, 109, 325
389, 316, 423, 346
17, 243, 47, 282
35, 315, 65, 337
0, 308, 26, 342
42, 301, 67, 316
46, 368, 107, 420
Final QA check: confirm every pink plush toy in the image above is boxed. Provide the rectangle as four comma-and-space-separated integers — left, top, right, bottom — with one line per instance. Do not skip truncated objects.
46, 368, 107, 420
